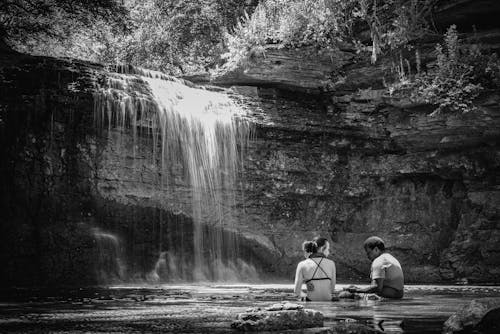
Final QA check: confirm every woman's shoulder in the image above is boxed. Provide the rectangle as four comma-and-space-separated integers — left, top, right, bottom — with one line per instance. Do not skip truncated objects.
298, 258, 312, 265
297, 258, 314, 268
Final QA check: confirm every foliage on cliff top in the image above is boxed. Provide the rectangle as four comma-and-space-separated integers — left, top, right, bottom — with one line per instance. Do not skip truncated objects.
222, 0, 437, 69
114, 0, 250, 74
3, 0, 252, 75
221, 0, 354, 69
393, 25, 500, 114
0, 0, 440, 76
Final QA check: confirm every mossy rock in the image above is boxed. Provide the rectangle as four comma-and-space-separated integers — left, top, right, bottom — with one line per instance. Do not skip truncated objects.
443, 298, 500, 334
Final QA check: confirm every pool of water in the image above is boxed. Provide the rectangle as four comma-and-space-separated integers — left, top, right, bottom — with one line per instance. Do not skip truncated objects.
1, 284, 499, 333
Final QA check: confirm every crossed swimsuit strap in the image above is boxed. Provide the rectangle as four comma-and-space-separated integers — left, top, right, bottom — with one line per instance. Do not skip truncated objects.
304, 257, 331, 283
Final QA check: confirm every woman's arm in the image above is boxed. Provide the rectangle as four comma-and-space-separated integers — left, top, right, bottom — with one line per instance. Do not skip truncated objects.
294, 262, 306, 297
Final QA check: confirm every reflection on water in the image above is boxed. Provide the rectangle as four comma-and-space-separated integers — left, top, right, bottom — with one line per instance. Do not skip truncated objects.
1, 284, 499, 333
307, 284, 500, 333
104, 283, 500, 333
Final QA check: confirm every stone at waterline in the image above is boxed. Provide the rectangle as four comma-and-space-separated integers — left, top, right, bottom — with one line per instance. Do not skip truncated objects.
338, 291, 382, 301
338, 291, 359, 299
330, 321, 383, 334
443, 298, 500, 334
231, 303, 323, 331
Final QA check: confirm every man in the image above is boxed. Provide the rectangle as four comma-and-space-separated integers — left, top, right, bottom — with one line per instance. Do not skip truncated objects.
347, 236, 404, 299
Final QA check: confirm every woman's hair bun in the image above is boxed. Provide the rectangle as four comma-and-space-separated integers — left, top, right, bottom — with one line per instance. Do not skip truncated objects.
313, 236, 328, 248
302, 240, 318, 253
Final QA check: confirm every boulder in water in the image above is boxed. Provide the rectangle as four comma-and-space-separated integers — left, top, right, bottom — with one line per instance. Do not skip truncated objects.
443, 298, 500, 334
231, 303, 323, 331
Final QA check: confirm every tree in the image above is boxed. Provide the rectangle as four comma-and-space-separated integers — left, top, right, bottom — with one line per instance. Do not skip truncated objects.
0, 0, 129, 51
0, 0, 254, 75
93, 0, 252, 74
150, 0, 251, 73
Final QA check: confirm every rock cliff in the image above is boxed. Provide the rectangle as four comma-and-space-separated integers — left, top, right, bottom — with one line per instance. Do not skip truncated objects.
1, 0, 500, 286
209, 0, 500, 283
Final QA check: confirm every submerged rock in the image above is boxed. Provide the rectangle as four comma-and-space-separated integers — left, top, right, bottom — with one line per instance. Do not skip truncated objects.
338, 291, 357, 299
338, 291, 382, 301
331, 322, 383, 334
231, 303, 323, 331
443, 298, 500, 334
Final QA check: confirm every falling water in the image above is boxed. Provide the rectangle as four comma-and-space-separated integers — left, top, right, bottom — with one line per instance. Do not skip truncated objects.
93, 65, 255, 282
92, 227, 126, 283
146, 251, 168, 282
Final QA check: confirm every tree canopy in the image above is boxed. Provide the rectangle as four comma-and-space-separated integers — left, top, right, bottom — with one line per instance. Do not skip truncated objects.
0, 0, 129, 50
0, 0, 253, 75
2, 0, 498, 109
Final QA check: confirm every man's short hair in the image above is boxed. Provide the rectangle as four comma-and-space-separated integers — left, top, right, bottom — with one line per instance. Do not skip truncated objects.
363, 236, 385, 251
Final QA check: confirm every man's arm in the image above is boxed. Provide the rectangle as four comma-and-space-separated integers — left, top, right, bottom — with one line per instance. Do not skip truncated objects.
357, 278, 384, 293
346, 278, 384, 293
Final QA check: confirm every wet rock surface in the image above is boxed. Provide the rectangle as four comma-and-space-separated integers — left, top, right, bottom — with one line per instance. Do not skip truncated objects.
231, 303, 323, 331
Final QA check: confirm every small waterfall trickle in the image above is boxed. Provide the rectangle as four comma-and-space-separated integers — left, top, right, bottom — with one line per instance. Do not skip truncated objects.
146, 251, 168, 282
92, 227, 126, 283
93, 65, 255, 282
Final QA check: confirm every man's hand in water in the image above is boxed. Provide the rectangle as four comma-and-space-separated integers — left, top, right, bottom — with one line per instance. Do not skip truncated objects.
344, 285, 358, 293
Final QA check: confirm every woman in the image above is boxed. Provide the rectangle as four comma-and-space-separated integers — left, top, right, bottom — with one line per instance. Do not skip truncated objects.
294, 239, 336, 301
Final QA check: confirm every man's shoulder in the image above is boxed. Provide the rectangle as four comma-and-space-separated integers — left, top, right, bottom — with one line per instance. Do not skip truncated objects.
383, 253, 401, 264
372, 254, 385, 265
372, 253, 396, 266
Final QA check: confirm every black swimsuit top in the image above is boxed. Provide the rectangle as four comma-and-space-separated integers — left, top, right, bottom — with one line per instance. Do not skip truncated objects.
304, 254, 331, 283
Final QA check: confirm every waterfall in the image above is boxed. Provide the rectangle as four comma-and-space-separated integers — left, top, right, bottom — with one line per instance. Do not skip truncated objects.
93, 65, 256, 282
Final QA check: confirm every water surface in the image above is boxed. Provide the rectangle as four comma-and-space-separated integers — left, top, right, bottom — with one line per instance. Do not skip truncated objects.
1, 284, 499, 333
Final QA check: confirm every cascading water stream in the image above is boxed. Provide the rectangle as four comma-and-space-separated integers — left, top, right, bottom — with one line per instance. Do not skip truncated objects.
91, 228, 126, 283
93, 65, 256, 282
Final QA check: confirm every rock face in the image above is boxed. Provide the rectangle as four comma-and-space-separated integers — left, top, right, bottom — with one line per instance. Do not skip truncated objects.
238, 87, 500, 283
443, 298, 500, 333
1, 0, 500, 286
212, 45, 356, 94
